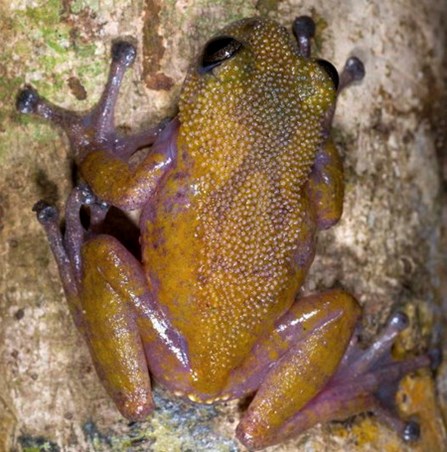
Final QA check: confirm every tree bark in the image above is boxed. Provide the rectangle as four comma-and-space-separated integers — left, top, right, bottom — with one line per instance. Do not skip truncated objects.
0, 0, 446, 450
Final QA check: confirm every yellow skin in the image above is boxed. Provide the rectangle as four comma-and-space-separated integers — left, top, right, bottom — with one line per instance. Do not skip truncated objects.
80, 18, 359, 446
143, 20, 346, 394
22, 16, 429, 450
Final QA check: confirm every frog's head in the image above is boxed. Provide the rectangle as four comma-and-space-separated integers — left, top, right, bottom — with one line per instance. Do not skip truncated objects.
179, 17, 339, 131
178, 17, 343, 182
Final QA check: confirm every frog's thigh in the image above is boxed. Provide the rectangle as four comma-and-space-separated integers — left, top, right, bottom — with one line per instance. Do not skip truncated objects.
80, 235, 154, 420
306, 138, 344, 229
235, 289, 360, 449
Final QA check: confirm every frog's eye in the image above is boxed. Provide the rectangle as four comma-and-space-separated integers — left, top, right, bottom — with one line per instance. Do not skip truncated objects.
199, 36, 243, 73
316, 59, 339, 89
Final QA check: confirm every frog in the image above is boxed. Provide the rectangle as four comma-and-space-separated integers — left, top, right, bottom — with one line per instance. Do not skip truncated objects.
17, 16, 433, 449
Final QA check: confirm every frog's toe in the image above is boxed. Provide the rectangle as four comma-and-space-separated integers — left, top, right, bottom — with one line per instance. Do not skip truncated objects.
339, 56, 366, 92
16, 86, 40, 114
292, 16, 315, 58
111, 40, 137, 67
327, 311, 433, 442
403, 420, 421, 442
32, 200, 58, 224
343, 57, 366, 82
77, 184, 99, 206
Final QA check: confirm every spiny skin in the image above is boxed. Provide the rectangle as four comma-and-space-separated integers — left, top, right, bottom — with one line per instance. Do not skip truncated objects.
142, 18, 336, 395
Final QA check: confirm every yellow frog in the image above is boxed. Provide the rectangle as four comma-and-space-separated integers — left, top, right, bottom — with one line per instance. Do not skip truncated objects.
18, 16, 430, 449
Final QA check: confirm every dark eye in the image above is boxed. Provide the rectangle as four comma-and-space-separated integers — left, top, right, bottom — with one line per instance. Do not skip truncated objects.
316, 59, 339, 89
199, 36, 243, 74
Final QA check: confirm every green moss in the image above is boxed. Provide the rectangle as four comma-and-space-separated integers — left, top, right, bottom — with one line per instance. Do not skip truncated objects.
76, 43, 98, 58
19, 435, 60, 452
23, 0, 61, 26
70, 0, 101, 14
0, 0, 107, 163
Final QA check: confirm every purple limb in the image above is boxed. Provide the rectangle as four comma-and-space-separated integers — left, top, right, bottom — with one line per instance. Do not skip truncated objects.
64, 185, 109, 281
32, 185, 112, 328
32, 201, 78, 299
338, 311, 410, 378
338, 56, 365, 92
16, 40, 165, 164
292, 16, 316, 58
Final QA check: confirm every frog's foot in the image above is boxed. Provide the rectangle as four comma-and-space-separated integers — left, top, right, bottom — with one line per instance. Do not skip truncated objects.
324, 312, 434, 441
274, 312, 433, 446
234, 300, 434, 450
34, 190, 157, 419
16, 41, 164, 163
32, 186, 109, 318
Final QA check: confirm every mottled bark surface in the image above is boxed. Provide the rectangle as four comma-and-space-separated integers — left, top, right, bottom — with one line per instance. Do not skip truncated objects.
1, 0, 446, 451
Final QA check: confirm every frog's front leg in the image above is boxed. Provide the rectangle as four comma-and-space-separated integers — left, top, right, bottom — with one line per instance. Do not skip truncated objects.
17, 40, 177, 210
305, 54, 365, 230
306, 138, 344, 229
227, 291, 431, 450
33, 187, 189, 420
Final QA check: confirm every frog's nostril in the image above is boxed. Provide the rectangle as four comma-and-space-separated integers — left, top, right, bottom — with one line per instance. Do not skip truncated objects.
16, 86, 40, 114
111, 40, 137, 67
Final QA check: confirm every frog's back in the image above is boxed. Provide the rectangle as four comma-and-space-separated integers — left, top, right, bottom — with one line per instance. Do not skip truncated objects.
142, 18, 336, 396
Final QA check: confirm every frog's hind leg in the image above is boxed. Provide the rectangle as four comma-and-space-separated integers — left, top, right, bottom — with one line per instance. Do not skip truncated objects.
78, 229, 190, 420
230, 290, 433, 450
231, 289, 359, 449
78, 233, 156, 420
32, 186, 101, 329
35, 187, 153, 419
33, 186, 187, 420
261, 311, 432, 446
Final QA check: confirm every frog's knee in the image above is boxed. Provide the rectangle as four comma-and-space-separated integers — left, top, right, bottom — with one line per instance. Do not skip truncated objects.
325, 288, 360, 317
290, 288, 361, 328
236, 419, 265, 450
111, 386, 155, 421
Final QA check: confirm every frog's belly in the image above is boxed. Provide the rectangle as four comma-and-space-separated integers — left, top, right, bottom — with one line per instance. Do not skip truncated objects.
141, 183, 316, 396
